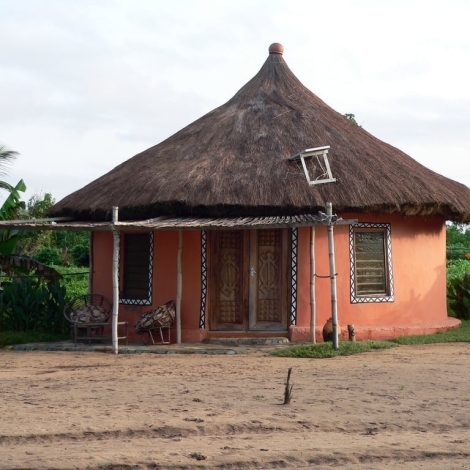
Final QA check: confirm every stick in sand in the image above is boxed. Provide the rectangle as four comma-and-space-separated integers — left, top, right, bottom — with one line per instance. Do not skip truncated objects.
283, 367, 293, 405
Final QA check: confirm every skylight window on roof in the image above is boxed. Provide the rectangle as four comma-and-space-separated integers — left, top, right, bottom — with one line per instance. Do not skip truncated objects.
289, 146, 337, 186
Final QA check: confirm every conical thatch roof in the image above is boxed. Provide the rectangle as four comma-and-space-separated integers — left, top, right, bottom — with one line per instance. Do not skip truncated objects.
49, 44, 470, 222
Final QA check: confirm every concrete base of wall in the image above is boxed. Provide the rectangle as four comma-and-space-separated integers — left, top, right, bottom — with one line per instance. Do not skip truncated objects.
289, 317, 461, 342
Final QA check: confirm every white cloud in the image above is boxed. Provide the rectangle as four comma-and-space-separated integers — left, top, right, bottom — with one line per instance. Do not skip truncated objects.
1, 0, 470, 206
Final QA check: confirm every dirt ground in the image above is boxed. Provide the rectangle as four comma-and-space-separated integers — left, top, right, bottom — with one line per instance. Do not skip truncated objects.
0, 343, 469, 469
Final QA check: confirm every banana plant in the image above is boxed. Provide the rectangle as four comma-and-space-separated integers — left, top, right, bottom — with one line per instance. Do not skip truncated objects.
0, 180, 61, 286
0, 179, 27, 256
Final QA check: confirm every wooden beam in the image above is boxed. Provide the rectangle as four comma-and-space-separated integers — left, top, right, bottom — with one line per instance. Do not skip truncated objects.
112, 207, 120, 354
326, 202, 339, 351
176, 230, 183, 344
310, 226, 316, 343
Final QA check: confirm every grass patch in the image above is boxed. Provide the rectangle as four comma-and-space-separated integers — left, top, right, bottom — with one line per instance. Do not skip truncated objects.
272, 320, 470, 358
271, 340, 396, 358
391, 319, 470, 344
0, 331, 68, 348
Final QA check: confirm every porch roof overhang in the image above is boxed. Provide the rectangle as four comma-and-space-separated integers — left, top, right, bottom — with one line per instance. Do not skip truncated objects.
0, 213, 357, 232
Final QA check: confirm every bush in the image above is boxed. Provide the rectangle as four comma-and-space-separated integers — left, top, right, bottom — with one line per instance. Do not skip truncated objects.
33, 247, 63, 266
0, 278, 68, 334
447, 259, 470, 281
54, 266, 89, 302
447, 271, 470, 320
446, 244, 469, 260
70, 243, 89, 267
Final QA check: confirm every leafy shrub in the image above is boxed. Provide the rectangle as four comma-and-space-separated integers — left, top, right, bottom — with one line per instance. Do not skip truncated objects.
33, 247, 63, 266
447, 271, 470, 320
447, 259, 470, 281
446, 244, 469, 261
71, 243, 89, 267
0, 278, 68, 334
54, 266, 89, 302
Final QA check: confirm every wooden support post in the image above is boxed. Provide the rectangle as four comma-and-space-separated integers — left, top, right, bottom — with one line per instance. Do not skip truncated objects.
326, 202, 339, 351
310, 226, 316, 343
112, 206, 120, 355
176, 230, 183, 344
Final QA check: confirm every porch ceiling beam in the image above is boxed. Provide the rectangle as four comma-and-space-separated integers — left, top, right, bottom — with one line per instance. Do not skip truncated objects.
0, 217, 357, 232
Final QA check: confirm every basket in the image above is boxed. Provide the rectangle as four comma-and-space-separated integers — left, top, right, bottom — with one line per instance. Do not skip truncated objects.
64, 294, 113, 324
134, 300, 176, 334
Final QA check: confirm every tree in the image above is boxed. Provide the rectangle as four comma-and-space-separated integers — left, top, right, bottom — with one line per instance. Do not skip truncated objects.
0, 146, 59, 286
0, 179, 27, 255
344, 113, 358, 125
16, 192, 55, 257
0, 144, 18, 194
446, 222, 470, 260
17, 192, 90, 265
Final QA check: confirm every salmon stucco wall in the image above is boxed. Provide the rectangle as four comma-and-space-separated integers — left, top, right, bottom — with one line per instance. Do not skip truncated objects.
91, 230, 203, 343
91, 216, 456, 344
293, 213, 455, 341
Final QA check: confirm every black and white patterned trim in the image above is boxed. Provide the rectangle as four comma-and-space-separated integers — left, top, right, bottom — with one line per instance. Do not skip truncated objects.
119, 232, 154, 306
290, 228, 298, 325
199, 231, 207, 329
349, 223, 394, 303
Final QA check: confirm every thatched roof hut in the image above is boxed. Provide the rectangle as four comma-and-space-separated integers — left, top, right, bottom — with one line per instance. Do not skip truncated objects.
49, 43, 470, 222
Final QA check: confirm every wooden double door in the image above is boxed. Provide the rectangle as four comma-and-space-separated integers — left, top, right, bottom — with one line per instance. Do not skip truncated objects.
209, 229, 290, 331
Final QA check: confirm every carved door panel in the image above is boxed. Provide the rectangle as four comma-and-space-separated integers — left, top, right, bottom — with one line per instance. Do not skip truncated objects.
210, 229, 289, 331
209, 231, 249, 331
249, 229, 289, 331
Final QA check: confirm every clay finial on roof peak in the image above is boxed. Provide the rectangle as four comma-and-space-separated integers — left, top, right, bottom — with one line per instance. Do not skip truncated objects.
269, 43, 284, 55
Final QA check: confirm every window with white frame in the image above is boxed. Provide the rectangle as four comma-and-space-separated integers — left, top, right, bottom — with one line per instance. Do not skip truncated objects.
349, 223, 394, 303
120, 232, 153, 305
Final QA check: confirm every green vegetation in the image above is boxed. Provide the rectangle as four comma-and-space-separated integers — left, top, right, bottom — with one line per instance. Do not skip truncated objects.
271, 340, 397, 358
0, 143, 19, 194
17, 192, 90, 266
392, 320, 470, 344
447, 272, 470, 320
0, 330, 67, 347
54, 265, 89, 301
271, 320, 470, 358
446, 223, 470, 320
0, 266, 88, 334
0, 145, 91, 345
0, 278, 67, 334
344, 113, 358, 125
446, 223, 470, 260
447, 259, 470, 281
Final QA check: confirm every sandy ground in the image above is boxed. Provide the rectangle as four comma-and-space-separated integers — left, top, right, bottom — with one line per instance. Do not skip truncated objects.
0, 343, 469, 470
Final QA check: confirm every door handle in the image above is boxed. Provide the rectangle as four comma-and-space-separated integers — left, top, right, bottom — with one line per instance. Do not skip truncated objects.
250, 267, 256, 277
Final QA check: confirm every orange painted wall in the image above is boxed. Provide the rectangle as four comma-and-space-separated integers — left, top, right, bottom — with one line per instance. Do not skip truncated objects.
91, 230, 202, 342
296, 213, 447, 331
92, 213, 448, 343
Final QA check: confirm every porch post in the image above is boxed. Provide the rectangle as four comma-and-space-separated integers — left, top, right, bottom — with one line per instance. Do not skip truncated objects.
326, 202, 339, 350
310, 226, 316, 343
176, 230, 183, 344
112, 207, 120, 354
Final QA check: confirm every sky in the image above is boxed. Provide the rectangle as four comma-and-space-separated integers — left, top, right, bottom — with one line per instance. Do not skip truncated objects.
1, 0, 470, 206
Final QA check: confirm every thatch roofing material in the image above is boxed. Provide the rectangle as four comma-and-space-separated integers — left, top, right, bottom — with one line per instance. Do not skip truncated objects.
49, 46, 470, 222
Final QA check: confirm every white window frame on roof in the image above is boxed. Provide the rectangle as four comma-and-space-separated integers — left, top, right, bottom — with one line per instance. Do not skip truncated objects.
289, 145, 336, 185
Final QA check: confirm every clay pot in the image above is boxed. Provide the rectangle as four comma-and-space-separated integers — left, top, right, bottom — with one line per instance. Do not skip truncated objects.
322, 317, 342, 342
